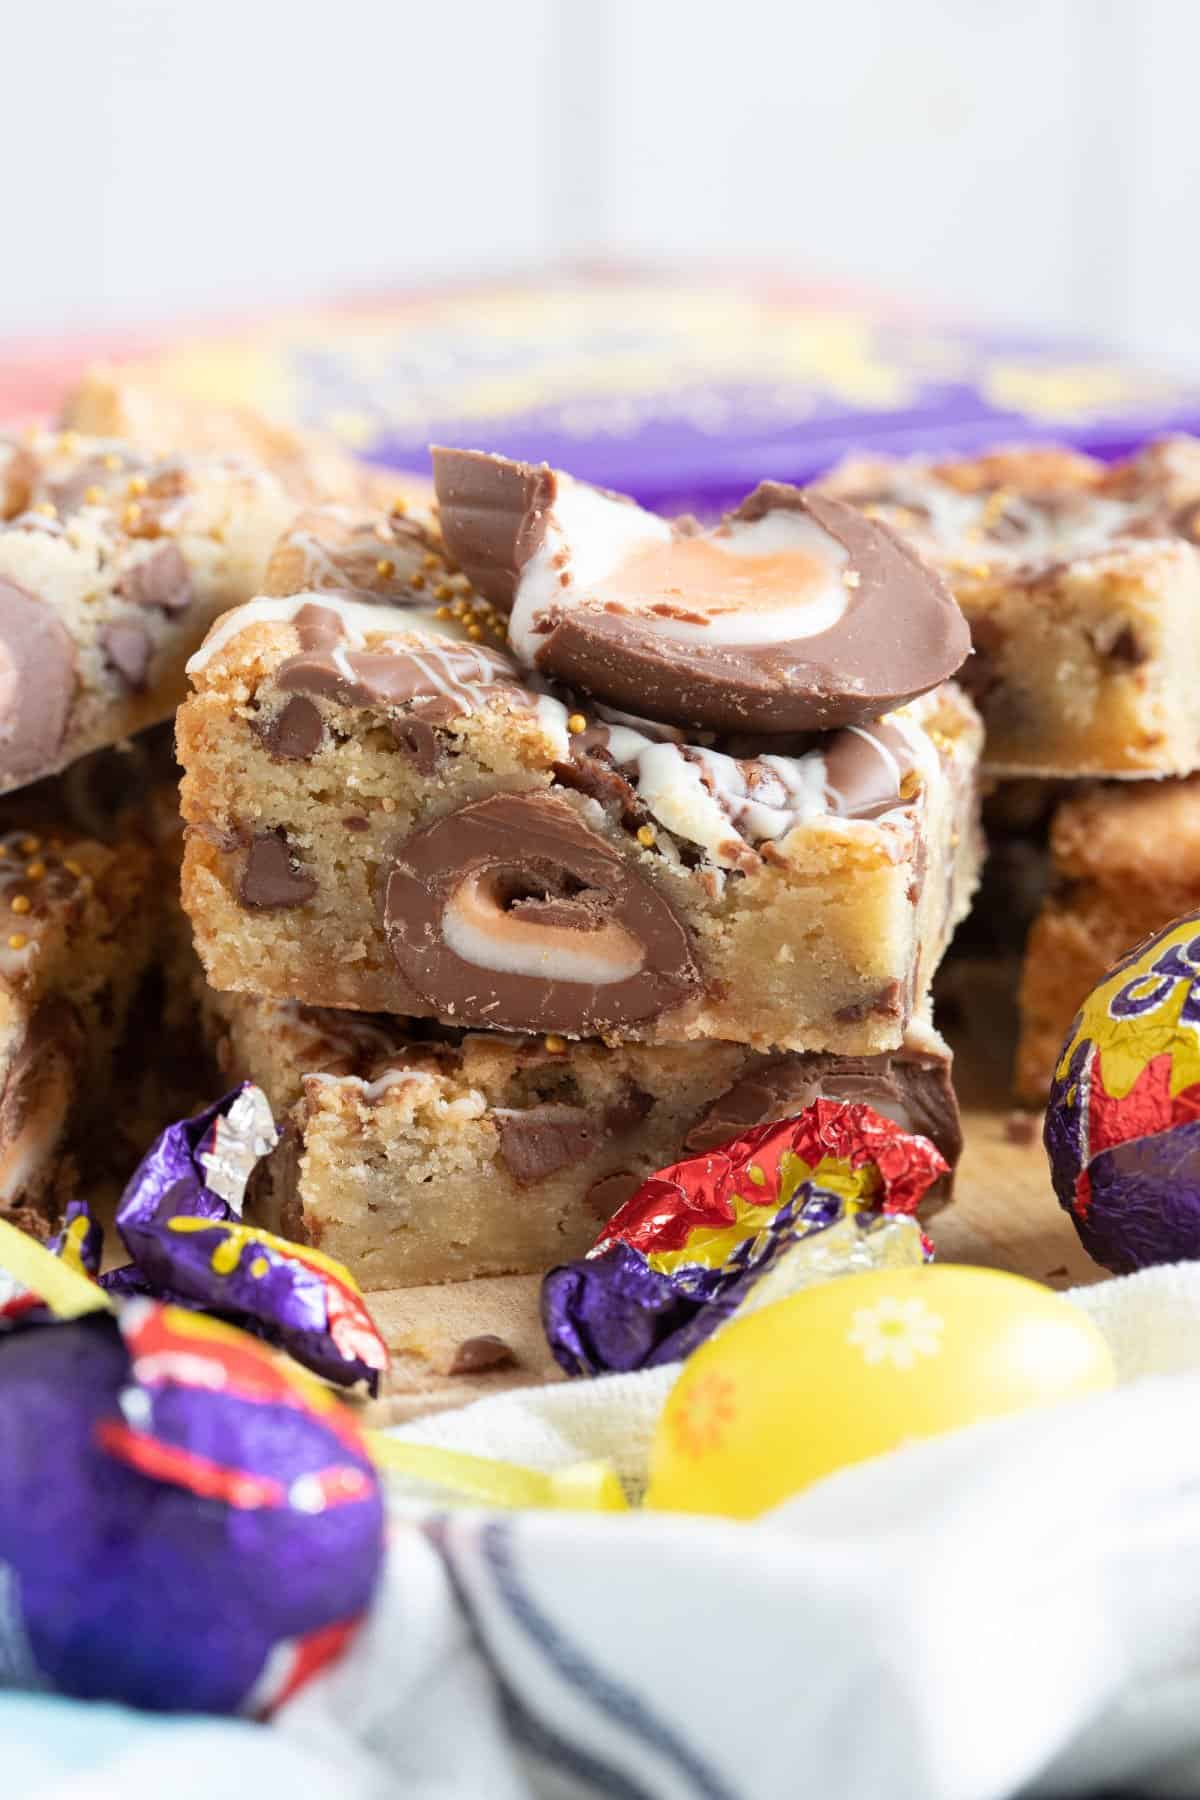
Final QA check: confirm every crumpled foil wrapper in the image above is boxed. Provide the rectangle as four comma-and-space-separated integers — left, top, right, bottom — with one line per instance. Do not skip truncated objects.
0, 1276, 384, 1714
1046, 910, 1200, 1272
542, 1100, 945, 1375
106, 1085, 388, 1393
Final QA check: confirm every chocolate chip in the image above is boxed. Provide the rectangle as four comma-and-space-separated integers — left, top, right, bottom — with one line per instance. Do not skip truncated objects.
239, 831, 317, 909
586, 1170, 643, 1217
496, 1104, 605, 1184
117, 544, 192, 613
448, 1334, 518, 1376
390, 716, 441, 774
255, 694, 325, 761
1107, 626, 1147, 667
833, 983, 903, 1026
0, 579, 77, 787
101, 621, 151, 690
343, 814, 370, 832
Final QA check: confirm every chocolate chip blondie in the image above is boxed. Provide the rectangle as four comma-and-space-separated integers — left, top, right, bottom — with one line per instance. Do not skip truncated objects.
206, 994, 960, 1288
0, 800, 158, 1233
1016, 777, 1200, 1101
821, 438, 1200, 778
178, 593, 982, 1053
0, 429, 307, 795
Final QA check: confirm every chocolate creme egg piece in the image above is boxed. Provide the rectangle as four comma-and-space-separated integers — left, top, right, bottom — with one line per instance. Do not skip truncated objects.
432, 448, 970, 734
381, 790, 699, 1036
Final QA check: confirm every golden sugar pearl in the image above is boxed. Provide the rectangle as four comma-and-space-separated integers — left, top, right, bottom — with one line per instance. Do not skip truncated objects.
126, 474, 148, 497
391, 496, 408, 517
6, 933, 27, 951
543, 1034, 567, 1054
33, 501, 57, 518
636, 824, 657, 848
24, 861, 45, 881
970, 562, 992, 580
375, 558, 396, 579
19, 836, 40, 854
422, 552, 441, 571
898, 770, 923, 801
434, 606, 452, 621
103, 452, 123, 471
466, 624, 484, 641
10, 895, 31, 915
409, 572, 425, 590
567, 713, 587, 736
123, 502, 142, 528
433, 583, 455, 602
83, 484, 106, 505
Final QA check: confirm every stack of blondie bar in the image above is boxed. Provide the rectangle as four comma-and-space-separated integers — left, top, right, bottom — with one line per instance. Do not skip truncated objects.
176, 449, 983, 1289
821, 438, 1200, 1100
0, 411, 391, 1230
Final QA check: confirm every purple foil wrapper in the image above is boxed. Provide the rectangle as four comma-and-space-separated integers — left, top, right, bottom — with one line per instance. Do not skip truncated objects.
0, 1300, 384, 1714
112, 1086, 388, 1393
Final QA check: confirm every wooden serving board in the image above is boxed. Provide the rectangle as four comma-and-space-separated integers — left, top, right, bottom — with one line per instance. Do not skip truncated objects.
364, 958, 1106, 1426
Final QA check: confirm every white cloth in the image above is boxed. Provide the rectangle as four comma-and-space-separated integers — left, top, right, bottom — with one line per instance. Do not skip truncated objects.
12, 1263, 1200, 1799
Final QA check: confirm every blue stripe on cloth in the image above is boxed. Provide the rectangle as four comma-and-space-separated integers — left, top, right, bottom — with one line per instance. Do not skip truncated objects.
424, 1516, 656, 1800
480, 1518, 738, 1800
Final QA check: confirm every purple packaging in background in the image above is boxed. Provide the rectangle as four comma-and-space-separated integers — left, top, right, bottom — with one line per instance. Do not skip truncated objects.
84, 268, 1200, 511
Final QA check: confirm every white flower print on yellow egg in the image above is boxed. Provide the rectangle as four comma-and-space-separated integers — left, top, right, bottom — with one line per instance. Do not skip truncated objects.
847, 1295, 945, 1371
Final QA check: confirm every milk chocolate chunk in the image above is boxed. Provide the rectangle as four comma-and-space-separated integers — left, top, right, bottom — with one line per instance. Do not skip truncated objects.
100, 621, 151, 690
256, 694, 325, 761
117, 544, 193, 613
448, 1334, 517, 1376
381, 791, 699, 1035
433, 450, 969, 734
239, 830, 317, 910
0, 579, 77, 786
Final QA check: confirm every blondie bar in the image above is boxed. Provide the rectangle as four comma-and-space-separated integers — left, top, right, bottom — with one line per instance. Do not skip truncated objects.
206, 995, 960, 1288
821, 438, 1200, 777
1016, 777, 1200, 1101
0, 798, 158, 1233
0, 428, 307, 795
178, 594, 982, 1053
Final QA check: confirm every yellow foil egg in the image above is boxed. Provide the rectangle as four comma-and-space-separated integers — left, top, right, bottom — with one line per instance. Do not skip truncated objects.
646, 1266, 1115, 1518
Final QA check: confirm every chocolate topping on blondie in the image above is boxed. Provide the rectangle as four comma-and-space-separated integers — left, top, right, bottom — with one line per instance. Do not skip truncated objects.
381, 791, 699, 1034
432, 448, 969, 734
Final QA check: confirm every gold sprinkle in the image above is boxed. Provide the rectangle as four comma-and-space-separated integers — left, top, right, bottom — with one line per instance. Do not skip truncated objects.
450, 600, 467, 619
375, 558, 396, 579
6, 933, 27, 951
33, 501, 56, 518
433, 583, 454, 602
83, 484, 106, 505
10, 895, 31, 915
970, 562, 991, 580
467, 624, 483, 640
391, 495, 408, 515
19, 837, 39, 854
899, 771, 923, 801
567, 712, 587, 735
103, 452, 122, 471
422, 552, 441, 571
63, 859, 83, 878
842, 569, 861, 588
636, 824, 657, 847
127, 474, 148, 497
409, 572, 425, 590
123, 502, 142, 528
24, 861, 44, 881
434, 605, 452, 620
543, 1034, 567, 1054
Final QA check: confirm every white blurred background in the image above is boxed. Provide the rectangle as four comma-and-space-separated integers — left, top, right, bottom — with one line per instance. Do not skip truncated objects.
5, 0, 1196, 362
